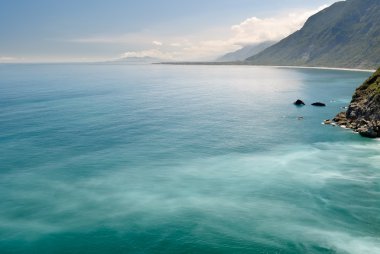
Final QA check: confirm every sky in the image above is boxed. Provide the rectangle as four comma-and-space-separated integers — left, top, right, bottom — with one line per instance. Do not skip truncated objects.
0, 0, 339, 63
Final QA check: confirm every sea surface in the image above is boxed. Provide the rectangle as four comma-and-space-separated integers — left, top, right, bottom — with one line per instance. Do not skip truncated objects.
0, 64, 379, 254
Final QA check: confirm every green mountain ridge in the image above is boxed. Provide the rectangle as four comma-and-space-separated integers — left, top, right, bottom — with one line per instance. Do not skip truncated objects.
246, 0, 380, 69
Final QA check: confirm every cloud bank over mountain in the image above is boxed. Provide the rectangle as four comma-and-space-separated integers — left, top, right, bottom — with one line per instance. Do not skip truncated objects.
114, 5, 329, 61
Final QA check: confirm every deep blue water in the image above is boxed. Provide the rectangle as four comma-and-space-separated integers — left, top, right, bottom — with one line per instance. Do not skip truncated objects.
0, 64, 379, 253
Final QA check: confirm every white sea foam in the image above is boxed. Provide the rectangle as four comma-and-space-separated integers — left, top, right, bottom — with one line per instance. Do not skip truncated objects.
270, 65, 375, 73
292, 228, 380, 254
0, 141, 379, 253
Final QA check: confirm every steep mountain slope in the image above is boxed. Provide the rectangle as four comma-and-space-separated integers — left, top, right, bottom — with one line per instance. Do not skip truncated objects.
246, 0, 380, 69
217, 41, 275, 62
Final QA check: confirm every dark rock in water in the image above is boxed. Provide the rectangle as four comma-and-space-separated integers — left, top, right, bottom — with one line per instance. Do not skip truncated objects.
333, 112, 347, 126
323, 119, 332, 125
332, 67, 380, 138
311, 102, 326, 107
294, 99, 305, 106
358, 126, 378, 138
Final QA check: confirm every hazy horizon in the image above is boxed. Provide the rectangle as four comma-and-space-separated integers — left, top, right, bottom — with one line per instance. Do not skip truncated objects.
0, 0, 338, 63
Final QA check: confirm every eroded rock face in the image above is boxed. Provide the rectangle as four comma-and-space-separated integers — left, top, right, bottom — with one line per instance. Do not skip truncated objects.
330, 68, 380, 138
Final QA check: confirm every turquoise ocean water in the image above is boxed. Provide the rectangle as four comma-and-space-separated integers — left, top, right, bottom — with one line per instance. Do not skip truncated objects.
0, 64, 379, 253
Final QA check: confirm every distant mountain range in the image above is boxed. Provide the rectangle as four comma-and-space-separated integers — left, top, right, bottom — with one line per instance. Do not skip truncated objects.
216, 41, 276, 62
246, 0, 380, 69
110, 56, 164, 64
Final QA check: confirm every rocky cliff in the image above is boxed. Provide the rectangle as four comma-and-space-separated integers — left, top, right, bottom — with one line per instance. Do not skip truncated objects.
332, 67, 380, 137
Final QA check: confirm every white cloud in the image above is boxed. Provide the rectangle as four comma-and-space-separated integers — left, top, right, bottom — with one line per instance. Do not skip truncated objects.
120, 41, 236, 61
170, 43, 181, 47
179, 40, 238, 60
133, 4, 330, 61
121, 49, 174, 60
230, 5, 329, 45
66, 33, 150, 44
0, 56, 18, 63
152, 40, 163, 46
68, 37, 124, 44
69, 4, 330, 61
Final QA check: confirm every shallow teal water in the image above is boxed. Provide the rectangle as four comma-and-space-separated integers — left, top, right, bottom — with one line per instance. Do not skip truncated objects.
0, 64, 379, 253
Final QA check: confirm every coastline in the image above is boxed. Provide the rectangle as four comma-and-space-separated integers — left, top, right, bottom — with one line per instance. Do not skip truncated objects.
1, 61, 375, 73
158, 62, 375, 73
269, 65, 375, 73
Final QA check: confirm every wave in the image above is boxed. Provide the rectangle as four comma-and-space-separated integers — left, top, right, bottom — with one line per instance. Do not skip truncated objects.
0, 141, 379, 253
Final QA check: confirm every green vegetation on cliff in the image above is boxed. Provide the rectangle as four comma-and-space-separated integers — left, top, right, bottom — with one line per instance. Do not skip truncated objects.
357, 68, 380, 94
332, 67, 380, 137
247, 0, 380, 69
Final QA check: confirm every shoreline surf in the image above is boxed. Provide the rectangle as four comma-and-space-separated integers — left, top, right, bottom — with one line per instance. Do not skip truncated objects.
158, 62, 376, 73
